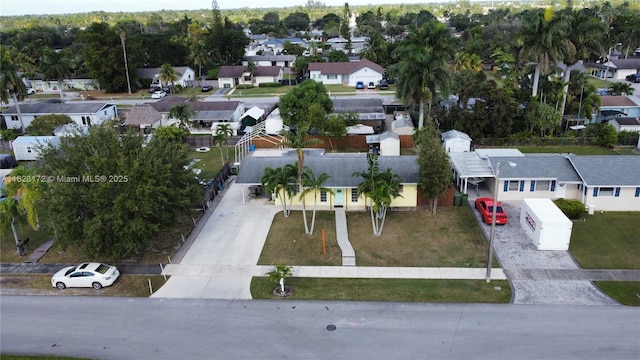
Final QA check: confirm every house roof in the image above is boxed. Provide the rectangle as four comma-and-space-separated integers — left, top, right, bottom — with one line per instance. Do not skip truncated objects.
610, 58, 640, 70
217, 66, 246, 78
568, 155, 640, 186
262, 37, 305, 46
610, 117, 640, 126
123, 105, 162, 127
488, 155, 582, 182
600, 95, 640, 107
308, 59, 384, 75
441, 130, 471, 142
2, 99, 114, 115
241, 106, 265, 121
244, 55, 296, 62
149, 97, 241, 114
235, 154, 419, 186
253, 66, 282, 77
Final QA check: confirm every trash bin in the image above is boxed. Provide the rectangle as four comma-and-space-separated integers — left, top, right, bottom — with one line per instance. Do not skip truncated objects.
249, 144, 256, 151
230, 164, 239, 175
460, 193, 468, 206
453, 193, 462, 206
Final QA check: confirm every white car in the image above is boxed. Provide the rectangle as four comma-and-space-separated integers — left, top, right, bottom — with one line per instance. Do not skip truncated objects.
367, 81, 376, 89
26, 88, 36, 95
151, 90, 167, 99
51, 262, 120, 290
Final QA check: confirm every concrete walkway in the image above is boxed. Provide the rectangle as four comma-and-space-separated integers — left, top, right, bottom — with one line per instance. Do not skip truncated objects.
335, 209, 355, 266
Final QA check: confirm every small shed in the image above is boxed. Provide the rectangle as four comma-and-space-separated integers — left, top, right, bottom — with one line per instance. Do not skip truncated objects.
12, 136, 60, 161
441, 130, 472, 153
609, 117, 640, 133
347, 124, 375, 135
366, 132, 400, 156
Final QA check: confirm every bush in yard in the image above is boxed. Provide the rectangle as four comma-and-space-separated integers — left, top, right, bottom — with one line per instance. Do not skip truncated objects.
26, 114, 73, 136
554, 199, 585, 219
258, 82, 282, 88
236, 84, 254, 90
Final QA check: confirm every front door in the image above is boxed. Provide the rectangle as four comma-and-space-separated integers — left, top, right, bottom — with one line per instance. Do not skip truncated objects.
334, 188, 344, 208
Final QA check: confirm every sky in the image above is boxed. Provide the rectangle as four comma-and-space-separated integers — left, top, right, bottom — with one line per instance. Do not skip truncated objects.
0, 0, 447, 16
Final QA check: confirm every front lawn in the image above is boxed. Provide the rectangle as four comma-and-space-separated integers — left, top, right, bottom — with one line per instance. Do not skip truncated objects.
231, 86, 291, 97
250, 277, 511, 303
569, 212, 640, 269
592, 281, 640, 306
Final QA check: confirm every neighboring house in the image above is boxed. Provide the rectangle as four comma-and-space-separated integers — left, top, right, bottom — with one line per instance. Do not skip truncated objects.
332, 98, 386, 130
1, 99, 117, 130
148, 97, 244, 133
326, 36, 369, 54
441, 130, 472, 153
608, 117, 640, 133
252, 66, 284, 85
217, 66, 249, 89
235, 154, 420, 211
122, 104, 164, 130
261, 37, 306, 54
12, 136, 61, 161
243, 55, 296, 68
586, 58, 640, 80
308, 59, 384, 87
594, 95, 640, 123
135, 66, 197, 88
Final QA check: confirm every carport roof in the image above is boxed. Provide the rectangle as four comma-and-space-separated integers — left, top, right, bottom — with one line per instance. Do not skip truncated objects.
449, 151, 495, 179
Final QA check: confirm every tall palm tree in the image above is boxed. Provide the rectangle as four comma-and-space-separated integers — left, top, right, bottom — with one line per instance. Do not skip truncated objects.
212, 133, 226, 166
40, 47, 74, 102
609, 82, 635, 96
159, 64, 179, 95
557, 8, 607, 118
353, 154, 402, 236
215, 123, 234, 162
393, 21, 455, 129
299, 167, 332, 235
261, 163, 297, 217
518, 8, 571, 98
0, 166, 42, 246
119, 31, 133, 95
189, 40, 208, 80
0, 62, 28, 133
246, 61, 256, 86
280, 124, 322, 186
168, 104, 196, 130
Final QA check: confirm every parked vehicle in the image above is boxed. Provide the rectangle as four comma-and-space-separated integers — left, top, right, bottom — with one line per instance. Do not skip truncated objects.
475, 197, 508, 225
151, 91, 167, 99
378, 79, 389, 90
51, 263, 120, 290
162, 84, 173, 93
367, 81, 376, 89
149, 86, 162, 93
625, 74, 640, 83
26, 88, 36, 95
355, 81, 365, 89
201, 85, 213, 92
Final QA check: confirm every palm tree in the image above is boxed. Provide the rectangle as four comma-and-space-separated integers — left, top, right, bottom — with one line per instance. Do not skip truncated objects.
353, 154, 402, 236
280, 124, 322, 186
453, 52, 483, 72
393, 21, 455, 129
261, 163, 297, 217
518, 8, 571, 98
189, 39, 207, 80
215, 123, 234, 162
212, 133, 226, 166
168, 104, 196, 130
299, 167, 332, 235
557, 8, 607, 118
0, 62, 28, 133
40, 47, 74, 102
246, 61, 256, 86
159, 64, 179, 95
0, 166, 42, 246
609, 82, 634, 96
119, 31, 133, 95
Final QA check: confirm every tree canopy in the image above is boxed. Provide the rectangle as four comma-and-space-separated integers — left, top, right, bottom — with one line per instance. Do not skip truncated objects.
278, 79, 333, 128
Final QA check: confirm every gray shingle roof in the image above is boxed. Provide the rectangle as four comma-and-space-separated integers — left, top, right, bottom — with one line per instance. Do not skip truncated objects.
149, 97, 241, 114
567, 155, 640, 186
332, 98, 384, 113
488, 154, 582, 182
253, 66, 282, 77
123, 105, 162, 126
217, 66, 245, 78
236, 154, 419, 186
2, 99, 113, 115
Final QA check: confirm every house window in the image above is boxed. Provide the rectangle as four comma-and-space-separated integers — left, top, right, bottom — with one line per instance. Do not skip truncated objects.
535, 180, 551, 191
327, 74, 338, 80
508, 181, 519, 191
82, 116, 91, 126
27, 146, 32, 153
320, 191, 327, 202
11, 116, 18, 122
351, 188, 358, 202
635, 187, 640, 197
398, 185, 404, 193
598, 187, 614, 196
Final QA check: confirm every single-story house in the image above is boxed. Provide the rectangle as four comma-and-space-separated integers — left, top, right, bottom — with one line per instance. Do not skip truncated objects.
325, 36, 369, 54
122, 104, 164, 130
261, 37, 306, 54
1, 99, 117, 130
135, 66, 197, 88
308, 59, 384, 87
243, 55, 296, 69
608, 117, 640, 133
148, 97, 244, 133
332, 98, 386, 130
217, 66, 250, 89
586, 58, 640, 80
235, 154, 420, 210
252, 66, 284, 85
594, 95, 640, 123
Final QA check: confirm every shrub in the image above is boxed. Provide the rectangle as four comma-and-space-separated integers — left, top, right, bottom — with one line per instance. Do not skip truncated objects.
258, 82, 283, 88
554, 198, 585, 219
236, 84, 254, 90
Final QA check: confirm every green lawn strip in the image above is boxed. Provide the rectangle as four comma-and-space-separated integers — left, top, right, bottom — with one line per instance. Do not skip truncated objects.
587, 77, 609, 89
0, 274, 169, 297
592, 281, 640, 306
569, 212, 640, 269
231, 86, 291, 97
258, 211, 341, 266
251, 277, 511, 303
517, 146, 620, 155
188, 148, 231, 180
347, 207, 491, 267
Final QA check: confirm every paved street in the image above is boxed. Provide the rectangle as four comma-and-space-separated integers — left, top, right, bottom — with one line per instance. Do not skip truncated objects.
1, 296, 638, 360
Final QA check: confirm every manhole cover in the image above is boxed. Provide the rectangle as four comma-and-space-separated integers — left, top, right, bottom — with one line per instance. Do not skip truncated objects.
326, 324, 336, 331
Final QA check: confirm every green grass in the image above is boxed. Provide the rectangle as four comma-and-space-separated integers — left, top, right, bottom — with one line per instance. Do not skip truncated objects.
517, 146, 622, 155
188, 148, 231, 180
347, 207, 492, 267
258, 211, 341, 266
250, 277, 511, 303
588, 77, 609, 89
569, 212, 640, 269
593, 281, 640, 306
231, 86, 291, 97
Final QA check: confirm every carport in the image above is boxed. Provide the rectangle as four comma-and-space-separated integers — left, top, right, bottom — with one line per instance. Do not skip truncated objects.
449, 149, 525, 195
